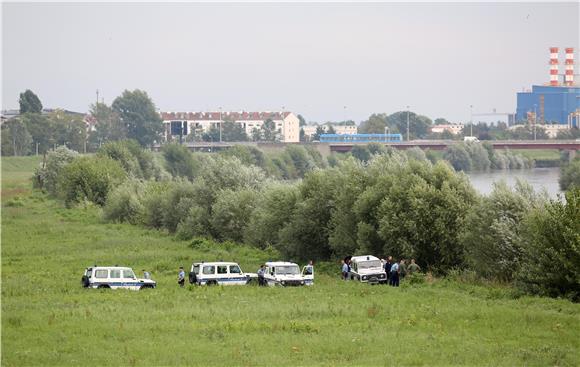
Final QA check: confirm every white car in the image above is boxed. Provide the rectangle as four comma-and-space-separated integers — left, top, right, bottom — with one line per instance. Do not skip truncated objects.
349, 255, 387, 284
81, 266, 156, 290
261, 261, 314, 287
188, 262, 249, 286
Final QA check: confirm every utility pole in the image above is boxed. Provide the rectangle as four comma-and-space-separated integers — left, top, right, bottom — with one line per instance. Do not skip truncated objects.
219, 107, 222, 143
406, 106, 410, 141
533, 104, 537, 140
470, 105, 474, 136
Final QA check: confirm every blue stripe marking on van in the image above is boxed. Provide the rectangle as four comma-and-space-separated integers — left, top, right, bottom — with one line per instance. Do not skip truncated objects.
199, 277, 248, 284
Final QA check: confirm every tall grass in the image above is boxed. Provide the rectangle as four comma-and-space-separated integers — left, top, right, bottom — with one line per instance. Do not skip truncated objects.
2, 156, 580, 366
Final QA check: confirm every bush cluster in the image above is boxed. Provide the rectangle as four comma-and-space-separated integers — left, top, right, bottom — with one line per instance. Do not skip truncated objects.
36, 142, 580, 301
444, 142, 532, 171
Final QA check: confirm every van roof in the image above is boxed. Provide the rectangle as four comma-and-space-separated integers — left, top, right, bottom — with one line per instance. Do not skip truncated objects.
351, 255, 380, 262
265, 261, 299, 266
192, 262, 240, 266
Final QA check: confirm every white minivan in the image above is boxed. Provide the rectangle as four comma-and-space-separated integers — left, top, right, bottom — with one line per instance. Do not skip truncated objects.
188, 262, 249, 286
348, 255, 387, 284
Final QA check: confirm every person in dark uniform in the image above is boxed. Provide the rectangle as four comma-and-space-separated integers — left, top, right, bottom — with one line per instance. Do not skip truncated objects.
257, 264, 267, 286
384, 256, 393, 283
177, 266, 185, 287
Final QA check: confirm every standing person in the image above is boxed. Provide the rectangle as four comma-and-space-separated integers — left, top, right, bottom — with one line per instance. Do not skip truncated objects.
390, 260, 400, 287
177, 266, 185, 287
341, 260, 349, 280
399, 259, 408, 281
142, 269, 151, 280
384, 256, 393, 284
257, 264, 267, 286
408, 259, 421, 274
304, 261, 314, 276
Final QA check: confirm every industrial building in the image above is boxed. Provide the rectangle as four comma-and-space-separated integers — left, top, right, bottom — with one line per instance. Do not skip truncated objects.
515, 47, 580, 127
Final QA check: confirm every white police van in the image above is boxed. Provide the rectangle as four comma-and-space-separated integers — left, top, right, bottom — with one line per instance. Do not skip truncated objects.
81, 266, 156, 290
349, 255, 387, 284
188, 262, 249, 286
262, 261, 314, 287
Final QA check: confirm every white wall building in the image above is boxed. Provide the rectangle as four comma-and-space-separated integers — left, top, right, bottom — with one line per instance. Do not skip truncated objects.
161, 111, 300, 143
302, 124, 358, 139
430, 124, 464, 135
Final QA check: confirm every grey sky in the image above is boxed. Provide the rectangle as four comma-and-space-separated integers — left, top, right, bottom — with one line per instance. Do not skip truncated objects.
2, 2, 578, 123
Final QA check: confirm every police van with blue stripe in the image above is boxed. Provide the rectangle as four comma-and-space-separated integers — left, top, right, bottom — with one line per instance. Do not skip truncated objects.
81, 266, 156, 290
188, 262, 249, 286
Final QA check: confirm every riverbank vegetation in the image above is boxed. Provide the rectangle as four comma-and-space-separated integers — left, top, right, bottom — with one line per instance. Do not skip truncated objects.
27, 141, 580, 302
3, 155, 580, 366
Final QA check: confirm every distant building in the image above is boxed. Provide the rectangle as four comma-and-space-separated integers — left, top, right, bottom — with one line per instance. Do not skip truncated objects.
160, 111, 300, 143
473, 111, 516, 126
516, 85, 580, 126
430, 124, 464, 135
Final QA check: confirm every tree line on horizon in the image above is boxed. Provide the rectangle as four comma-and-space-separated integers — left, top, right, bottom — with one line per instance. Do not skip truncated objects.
3, 89, 580, 157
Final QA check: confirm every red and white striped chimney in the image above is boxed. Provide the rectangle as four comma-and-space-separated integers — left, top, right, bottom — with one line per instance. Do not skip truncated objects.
564, 47, 574, 86
550, 47, 559, 86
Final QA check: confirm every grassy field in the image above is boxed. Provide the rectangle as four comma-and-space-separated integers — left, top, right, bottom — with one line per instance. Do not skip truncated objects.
2, 156, 580, 366
511, 149, 561, 163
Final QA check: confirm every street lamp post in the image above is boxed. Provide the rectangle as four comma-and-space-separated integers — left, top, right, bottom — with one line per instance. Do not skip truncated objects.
470, 105, 474, 137
219, 107, 222, 143
406, 106, 410, 141
533, 104, 537, 141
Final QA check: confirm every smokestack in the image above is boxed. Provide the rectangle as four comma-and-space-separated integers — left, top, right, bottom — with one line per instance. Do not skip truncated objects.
550, 47, 559, 86
565, 47, 574, 86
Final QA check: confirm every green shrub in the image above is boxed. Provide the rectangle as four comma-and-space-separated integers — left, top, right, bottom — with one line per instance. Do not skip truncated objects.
34, 146, 78, 194
103, 180, 144, 224
559, 157, 580, 191
162, 143, 195, 180
59, 156, 126, 207
516, 188, 580, 302
210, 188, 259, 242
462, 181, 547, 282
97, 140, 142, 177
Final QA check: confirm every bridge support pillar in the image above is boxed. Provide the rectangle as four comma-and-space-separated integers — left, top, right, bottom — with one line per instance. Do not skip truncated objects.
568, 149, 577, 161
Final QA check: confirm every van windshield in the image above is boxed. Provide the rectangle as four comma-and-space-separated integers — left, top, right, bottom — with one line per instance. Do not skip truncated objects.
275, 266, 299, 275
358, 260, 381, 269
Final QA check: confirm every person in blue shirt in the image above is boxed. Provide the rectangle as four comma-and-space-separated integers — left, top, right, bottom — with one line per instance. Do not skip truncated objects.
390, 260, 400, 287
177, 266, 185, 287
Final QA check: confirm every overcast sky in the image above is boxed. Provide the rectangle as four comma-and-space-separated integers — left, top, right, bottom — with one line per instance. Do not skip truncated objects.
2, 2, 578, 123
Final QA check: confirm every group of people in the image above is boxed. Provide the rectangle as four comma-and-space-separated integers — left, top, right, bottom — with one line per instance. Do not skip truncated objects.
340, 257, 421, 287
383, 257, 421, 286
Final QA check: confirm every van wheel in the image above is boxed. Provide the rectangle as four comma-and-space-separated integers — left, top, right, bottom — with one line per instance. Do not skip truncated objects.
140, 285, 154, 290
207, 280, 218, 286
97, 284, 110, 289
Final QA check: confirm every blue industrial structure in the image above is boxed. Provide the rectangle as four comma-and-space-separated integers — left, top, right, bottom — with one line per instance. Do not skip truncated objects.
319, 133, 403, 143
516, 85, 580, 126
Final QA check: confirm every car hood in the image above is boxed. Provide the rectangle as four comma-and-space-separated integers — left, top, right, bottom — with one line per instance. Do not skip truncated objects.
138, 278, 156, 284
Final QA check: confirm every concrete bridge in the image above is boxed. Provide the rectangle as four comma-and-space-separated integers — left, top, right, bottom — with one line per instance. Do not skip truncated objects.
153, 140, 579, 160
327, 140, 580, 152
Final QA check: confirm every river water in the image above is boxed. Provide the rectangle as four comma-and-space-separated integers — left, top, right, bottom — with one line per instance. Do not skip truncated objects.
466, 167, 562, 198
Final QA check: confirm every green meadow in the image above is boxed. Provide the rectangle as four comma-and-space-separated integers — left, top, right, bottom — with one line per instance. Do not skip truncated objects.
2, 156, 579, 366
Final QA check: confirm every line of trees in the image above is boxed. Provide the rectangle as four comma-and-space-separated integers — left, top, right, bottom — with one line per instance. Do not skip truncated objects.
34, 141, 580, 301
2, 89, 164, 156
